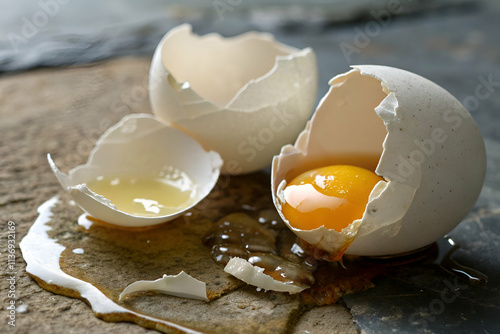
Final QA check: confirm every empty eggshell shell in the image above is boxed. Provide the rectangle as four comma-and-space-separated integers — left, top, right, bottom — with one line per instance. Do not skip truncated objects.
149, 24, 318, 174
49, 114, 222, 227
272, 65, 486, 257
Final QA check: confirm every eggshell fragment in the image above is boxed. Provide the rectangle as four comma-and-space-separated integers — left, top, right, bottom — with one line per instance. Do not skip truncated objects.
149, 24, 318, 174
119, 271, 209, 302
272, 65, 486, 257
224, 257, 307, 294
49, 114, 222, 227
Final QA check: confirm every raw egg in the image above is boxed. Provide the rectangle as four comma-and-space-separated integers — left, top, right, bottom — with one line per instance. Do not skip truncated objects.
282, 165, 384, 232
272, 65, 486, 258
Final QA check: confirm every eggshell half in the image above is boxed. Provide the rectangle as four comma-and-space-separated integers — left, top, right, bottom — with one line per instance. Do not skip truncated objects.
49, 114, 222, 227
149, 24, 318, 174
272, 65, 486, 257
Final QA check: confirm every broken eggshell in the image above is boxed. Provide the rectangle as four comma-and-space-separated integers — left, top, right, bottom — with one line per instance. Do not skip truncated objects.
149, 24, 318, 174
49, 114, 222, 227
119, 271, 209, 302
224, 257, 307, 294
272, 65, 486, 257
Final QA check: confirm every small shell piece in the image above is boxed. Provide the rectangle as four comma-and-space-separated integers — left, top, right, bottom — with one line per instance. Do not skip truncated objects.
119, 271, 209, 302
224, 257, 307, 294
49, 114, 222, 227
272, 65, 486, 257
149, 24, 318, 174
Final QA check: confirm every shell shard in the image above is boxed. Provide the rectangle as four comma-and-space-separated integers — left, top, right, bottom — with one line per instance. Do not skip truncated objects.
224, 257, 307, 294
119, 271, 209, 302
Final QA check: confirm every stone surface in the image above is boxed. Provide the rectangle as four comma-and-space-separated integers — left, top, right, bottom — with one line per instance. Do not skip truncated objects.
292, 304, 358, 334
343, 216, 500, 334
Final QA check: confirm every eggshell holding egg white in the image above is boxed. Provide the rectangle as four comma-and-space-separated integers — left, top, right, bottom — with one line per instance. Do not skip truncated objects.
49, 114, 222, 227
149, 24, 318, 174
272, 65, 486, 256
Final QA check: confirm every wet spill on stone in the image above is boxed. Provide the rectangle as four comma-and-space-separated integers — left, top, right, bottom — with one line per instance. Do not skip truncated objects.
440, 236, 488, 284
21, 172, 484, 333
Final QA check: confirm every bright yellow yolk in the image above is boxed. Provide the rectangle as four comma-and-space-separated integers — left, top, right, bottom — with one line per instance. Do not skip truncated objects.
282, 165, 383, 232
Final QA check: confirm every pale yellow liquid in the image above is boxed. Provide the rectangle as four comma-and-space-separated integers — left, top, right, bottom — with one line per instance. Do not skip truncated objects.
87, 174, 198, 217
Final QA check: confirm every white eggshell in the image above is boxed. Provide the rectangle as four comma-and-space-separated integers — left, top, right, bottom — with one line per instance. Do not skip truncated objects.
49, 114, 222, 227
149, 24, 318, 174
272, 65, 486, 256
119, 271, 208, 302
224, 257, 307, 294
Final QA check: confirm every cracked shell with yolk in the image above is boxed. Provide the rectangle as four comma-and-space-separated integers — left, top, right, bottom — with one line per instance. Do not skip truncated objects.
272, 65, 486, 257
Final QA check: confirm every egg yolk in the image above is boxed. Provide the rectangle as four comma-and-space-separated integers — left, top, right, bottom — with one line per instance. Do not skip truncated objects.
281, 165, 383, 232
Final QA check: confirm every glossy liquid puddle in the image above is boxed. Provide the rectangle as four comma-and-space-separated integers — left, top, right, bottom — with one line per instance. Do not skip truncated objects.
440, 236, 488, 284
204, 215, 489, 297
203, 210, 316, 290
357, 236, 488, 285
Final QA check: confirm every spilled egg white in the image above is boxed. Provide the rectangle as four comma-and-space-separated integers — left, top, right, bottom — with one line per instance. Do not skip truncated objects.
272, 65, 486, 257
149, 24, 318, 174
49, 114, 222, 227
